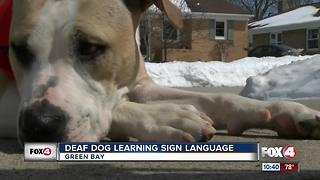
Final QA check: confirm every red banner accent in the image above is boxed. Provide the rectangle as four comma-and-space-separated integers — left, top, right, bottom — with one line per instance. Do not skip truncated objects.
280, 163, 299, 172
0, 0, 14, 80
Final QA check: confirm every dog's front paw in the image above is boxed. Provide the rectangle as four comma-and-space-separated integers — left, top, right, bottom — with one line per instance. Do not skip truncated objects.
110, 102, 216, 142
142, 104, 216, 142
267, 102, 320, 139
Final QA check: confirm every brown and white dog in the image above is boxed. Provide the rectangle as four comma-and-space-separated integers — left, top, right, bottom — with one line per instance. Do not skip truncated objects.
1, 0, 320, 145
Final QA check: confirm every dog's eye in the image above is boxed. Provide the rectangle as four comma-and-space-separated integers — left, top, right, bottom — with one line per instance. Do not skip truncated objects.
10, 43, 34, 68
75, 39, 106, 63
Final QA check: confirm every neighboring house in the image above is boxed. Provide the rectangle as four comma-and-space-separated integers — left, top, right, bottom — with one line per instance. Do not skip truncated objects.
140, 0, 252, 62
249, 3, 320, 55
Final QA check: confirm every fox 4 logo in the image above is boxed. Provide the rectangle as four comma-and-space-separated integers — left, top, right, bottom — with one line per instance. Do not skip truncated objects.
30, 148, 52, 156
24, 143, 56, 161
261, 146, 296, 159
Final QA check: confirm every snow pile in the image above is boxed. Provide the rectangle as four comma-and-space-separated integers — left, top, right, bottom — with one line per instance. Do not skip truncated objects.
250, 6, 320, 29
241, 55, 320, 100
146, 56, 312, 87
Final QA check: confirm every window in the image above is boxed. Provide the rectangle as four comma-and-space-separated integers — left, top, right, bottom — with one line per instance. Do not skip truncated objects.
163, 21, 179, 41
209, 20, 230, 40
270, 32, 282, 44
307, 29, 319, 50
209, 20, 227, 40
215, 21, 226, 40
215, 21, 225, 38
248, 35, 253, 48
270, 33, 276, 43
277, 33, 282, 43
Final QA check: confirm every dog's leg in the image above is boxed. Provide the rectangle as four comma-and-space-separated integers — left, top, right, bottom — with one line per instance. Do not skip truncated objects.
0, 72, 19, 138
109, 101, 216, 142
129, 83, 320, 139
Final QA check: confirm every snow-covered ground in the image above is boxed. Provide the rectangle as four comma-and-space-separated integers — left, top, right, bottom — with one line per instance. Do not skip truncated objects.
241, 55, 320, 100
146, 55, 313, 87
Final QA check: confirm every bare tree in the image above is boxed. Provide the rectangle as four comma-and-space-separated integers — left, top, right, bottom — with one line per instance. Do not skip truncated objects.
230, 0, 320, 20
215, 41, 233, 62
287, 0, 316, 9
140, 0, 188, 62
140, 13, 153, 62
229, 0, 277, 20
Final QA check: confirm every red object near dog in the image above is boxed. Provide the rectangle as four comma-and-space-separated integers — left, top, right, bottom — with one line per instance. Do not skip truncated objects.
0, 0, 14, 80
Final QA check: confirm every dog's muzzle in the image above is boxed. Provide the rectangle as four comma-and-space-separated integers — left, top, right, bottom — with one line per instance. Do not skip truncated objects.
18, 100, 68, 142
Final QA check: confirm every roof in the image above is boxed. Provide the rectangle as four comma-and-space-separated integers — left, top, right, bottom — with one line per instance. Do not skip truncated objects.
185, 0, 250, 15
250, 3, 320, 34
148, 0, 252, 21
149, 0, 251, 15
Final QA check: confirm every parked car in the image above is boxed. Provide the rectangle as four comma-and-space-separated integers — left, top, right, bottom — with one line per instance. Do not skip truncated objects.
248, 44, 303, 57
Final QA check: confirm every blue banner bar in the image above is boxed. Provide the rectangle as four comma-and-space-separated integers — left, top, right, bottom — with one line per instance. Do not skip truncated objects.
59, 142, 258, 153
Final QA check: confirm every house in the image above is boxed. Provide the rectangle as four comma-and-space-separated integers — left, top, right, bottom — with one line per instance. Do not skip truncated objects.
249, 3, 320, 55
140, 0, 253, 62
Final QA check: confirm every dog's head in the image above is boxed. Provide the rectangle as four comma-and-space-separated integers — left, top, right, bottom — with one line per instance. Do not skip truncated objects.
9, 0, 182, 143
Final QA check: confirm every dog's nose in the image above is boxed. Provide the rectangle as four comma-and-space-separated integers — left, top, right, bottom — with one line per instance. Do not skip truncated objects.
19, 100, 68, 142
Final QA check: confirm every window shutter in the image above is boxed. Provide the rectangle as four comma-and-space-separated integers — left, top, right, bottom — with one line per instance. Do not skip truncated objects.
227, 20, 234, 40
209, 19, 215, 38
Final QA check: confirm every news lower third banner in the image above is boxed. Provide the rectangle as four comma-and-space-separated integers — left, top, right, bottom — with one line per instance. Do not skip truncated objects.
24, 142, 259, 161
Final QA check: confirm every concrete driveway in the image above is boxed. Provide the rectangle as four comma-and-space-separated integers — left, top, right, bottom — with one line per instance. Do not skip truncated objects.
0, 87, 319, 180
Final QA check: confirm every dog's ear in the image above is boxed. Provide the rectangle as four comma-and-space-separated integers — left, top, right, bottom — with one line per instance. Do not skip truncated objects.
124, 0, 183, 29
152, 0, 183, 29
